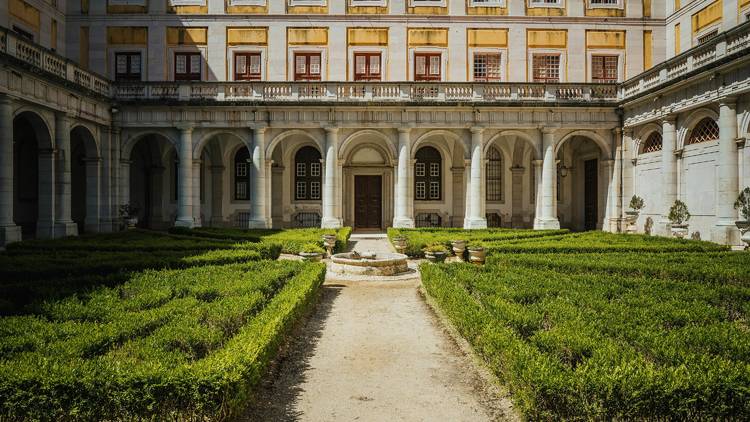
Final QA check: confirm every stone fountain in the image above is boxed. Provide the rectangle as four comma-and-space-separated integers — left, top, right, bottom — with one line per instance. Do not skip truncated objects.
330, 250, 409, 276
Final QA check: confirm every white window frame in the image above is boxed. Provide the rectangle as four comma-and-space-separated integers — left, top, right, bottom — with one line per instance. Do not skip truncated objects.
469, 48, 507, 82
469, 0, 506, 7
168, 0, 206, 6
587, 0, 623, 10
348, 46, 388, 81
10, 20, 37, 42
409, 0, 447, 7
168, 46, 207, 82
527, 49, 566, 83
289, 0, 326, 6
288, 46, 328, 81
693, 24, 720, 46
227, 46, 267, 81
408, 47, 448, 82
586, 50, 624, 83
527, 0, 564, 9
108, 47, 147, 81
108, 0, 147, 5
228, 0, 265, 5
349, 0, 387, 6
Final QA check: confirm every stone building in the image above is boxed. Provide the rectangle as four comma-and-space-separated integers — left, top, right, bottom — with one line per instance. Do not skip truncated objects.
0, 0, 749, 246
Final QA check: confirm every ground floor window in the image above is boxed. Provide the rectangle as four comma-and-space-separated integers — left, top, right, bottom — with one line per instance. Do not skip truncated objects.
416, 213, 442, 228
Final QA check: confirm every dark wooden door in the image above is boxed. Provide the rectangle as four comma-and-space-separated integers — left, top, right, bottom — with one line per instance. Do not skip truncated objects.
354, 176, 382, 229
584, 159, 598, 231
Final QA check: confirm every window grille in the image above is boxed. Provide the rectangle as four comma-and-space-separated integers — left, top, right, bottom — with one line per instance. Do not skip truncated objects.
294, 146, 322, 200
641, 132, 663, 153
294, 212, 321, 228
416, 213, 442, 228
473, 53, 502, 82
486, 147, 503, 201
532, 54, 560, 83
591, 55, 618, 83
486, 213, 502, 228
415, 147, 441, 201
234, 147, 250, 200
686, 118, 719, 145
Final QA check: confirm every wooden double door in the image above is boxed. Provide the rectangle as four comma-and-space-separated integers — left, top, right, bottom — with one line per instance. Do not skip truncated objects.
354, 175, 382, 229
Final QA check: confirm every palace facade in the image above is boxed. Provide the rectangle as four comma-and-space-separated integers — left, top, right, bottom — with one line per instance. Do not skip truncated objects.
1, 0, 749, 246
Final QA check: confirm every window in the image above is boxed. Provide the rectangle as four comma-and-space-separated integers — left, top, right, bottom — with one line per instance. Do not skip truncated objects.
486, 213, 502, 227
473, 53, 502, 82
641, 132, 663, 153
591, 55, 618, 83
294, 146, 322, 200
697, 30, 718, 44
294, 52, 322, 81
486, 147, 503, 201
353, 52, 382, 81
532, 54, 560, 83
414, 53, 441, 81
174, 52, 201, 81
469, 0, 504, 5
415, 146, 441, 200
590, 0, 618, 5
234, 147, 250, 200
234, 52, 262, 81
686, 118, 719, 145
12, 26, 34, 41
115, 52, 142, 81
529, 0, 562, 6
415, 213, 442, 227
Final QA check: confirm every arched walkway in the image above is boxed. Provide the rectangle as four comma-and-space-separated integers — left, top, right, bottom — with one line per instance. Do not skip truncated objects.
70, 125, 100, 233
128, 134, 176, 229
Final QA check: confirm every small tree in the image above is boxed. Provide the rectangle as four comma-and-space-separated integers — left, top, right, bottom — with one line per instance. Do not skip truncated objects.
734, 187, 750, 221
668, 200, 691, 225
629, 195, 645, 212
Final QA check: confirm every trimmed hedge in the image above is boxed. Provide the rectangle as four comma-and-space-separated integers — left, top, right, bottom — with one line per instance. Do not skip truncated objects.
0, 260, 326, 420
170, 226, 353, 254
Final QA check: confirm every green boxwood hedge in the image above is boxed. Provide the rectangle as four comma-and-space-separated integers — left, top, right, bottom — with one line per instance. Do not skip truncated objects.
170, 226, 352, 254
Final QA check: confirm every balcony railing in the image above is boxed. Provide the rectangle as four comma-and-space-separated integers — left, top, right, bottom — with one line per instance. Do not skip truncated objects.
113, 81, 618, 104
0, 27, 112, 97
620, 20, 750, 101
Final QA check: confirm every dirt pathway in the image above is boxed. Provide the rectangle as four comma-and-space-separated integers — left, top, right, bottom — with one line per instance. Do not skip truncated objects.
243, 234, 515, 421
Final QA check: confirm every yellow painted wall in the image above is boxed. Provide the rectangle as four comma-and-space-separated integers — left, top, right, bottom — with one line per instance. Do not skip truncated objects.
107, 27, 148, 45
643, 0, 651, 17
526, 5, 566, 17
527, 30, 567, 48
692, 0, 722, 34
287, 27, 329, 45
408, 28, 449, 47
107, 0, 147, 13
225, 0, 267, 14
227, 28, 268, 45
742, 0, 750, 10
586, 30, 626, 49
407, 5, 448, 15
643, 30, 653, 69
166, 27, 208, 46
585, 4, 625, 17
347, 5, 388, 14
467, 28, 508, 47
674, 0, 680, 11
81, 0, 89, 14
347, 28, 389, 46
9, 0, 40, 30
167, 2, 208, 14
287, 4, 328, 14
674, 23, 681, 55
466, 0, 507, 16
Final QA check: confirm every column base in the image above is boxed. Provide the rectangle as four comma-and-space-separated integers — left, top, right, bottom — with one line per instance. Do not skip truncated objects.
54, 221, 79, 238
533, 218, 560, 230
712, 221, 740, 245
0, 224, 22, 247
321, 218, 342, 229
248, 218, 271, 229
36, 221, 56, 239
174, 218, 195, 229
393, 217, 415, 228
463, 218, 488, 230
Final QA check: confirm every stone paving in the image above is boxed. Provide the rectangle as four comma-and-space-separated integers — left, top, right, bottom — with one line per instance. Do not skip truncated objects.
244, 233, 515, 421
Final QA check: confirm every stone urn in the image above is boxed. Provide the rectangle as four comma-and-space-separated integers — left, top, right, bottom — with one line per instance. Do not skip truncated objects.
451, 240, 466, 260
392, 236, 408, 254
670, 224, 689, 239
424, 250, 448, 263
299, 252, 323, 262
624, 211, 639, 234
736, 221, 750, 249
322, 234, 337, 257
125, 217, 138, 230
468, 247, 486, 265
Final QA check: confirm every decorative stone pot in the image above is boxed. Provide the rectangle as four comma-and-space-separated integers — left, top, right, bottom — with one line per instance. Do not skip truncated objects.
392, 236, 408, 254
299, 252, 323, 262
125, 217, 138, 230
468, 247, 486, 265
736, 221, 750, 250
424, 251, 447, 263
322, 234, 337, 257
451, 240, 466, 260
624, 211, 639, 234
670, 224, 689, 239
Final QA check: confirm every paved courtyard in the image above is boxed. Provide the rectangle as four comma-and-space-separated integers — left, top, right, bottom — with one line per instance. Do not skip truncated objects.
243, 234, 515, 421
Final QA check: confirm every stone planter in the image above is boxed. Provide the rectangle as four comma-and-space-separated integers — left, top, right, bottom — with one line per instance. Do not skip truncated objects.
670, 224, 689, 239
468, 247, 486, 264
392, 237, 408, 254
624, 211, 639, 234
299, 252, 323, 262
424, 251, 447, 263
125, 217, 138, 230
322, 234, 337, 257
736, 221, 750, 250
451, 240, 466, 260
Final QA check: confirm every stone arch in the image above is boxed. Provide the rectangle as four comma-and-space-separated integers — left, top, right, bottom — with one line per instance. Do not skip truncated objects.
194, 129, 251, 158
339, 129, 396, 164
487, 130, 540, 159
740, 109, 750, 139
412, 129, 466, 160
266, 129, 325, 158
70, 124, 100, 158
121, 129, 179, 161
556, 130, 612, 159
677, 107, 719, 149
70, 125, 101, 233
127, 133, 177, 229
13, 110, 53, 149
634, 122, 663, 156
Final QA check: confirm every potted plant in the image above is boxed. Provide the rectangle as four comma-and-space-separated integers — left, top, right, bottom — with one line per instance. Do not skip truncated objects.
625, 195, 645, 233
392, 235, 408, 254
119, 203, 140, 230
450, 239, 466, 260
423, 243, 449, 263
321, 232, 337, 257
734, 187, 750, 249
299, 243, 325, 262
467, 241, 486, 264
668, 200, 690, 239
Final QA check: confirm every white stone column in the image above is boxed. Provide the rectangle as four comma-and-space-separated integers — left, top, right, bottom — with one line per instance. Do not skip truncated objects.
321, 127, 341, 228
393, 127, 415, 228
37, 148, 56, 239
602, 159, 616, 232
608, 127, 623, 232
534, 127, 560, 229
714, 98, 740, 244
465, 127, 487, 229
192, 159, 202, 227
54, 113, 78, 237
110, 127, 121, 229
84, 157, 101, 233
120, 159, 131, 216
532, 159, 543, 223
98, 127, 113, 232
661, 116, 678, 232
249, 127, 270, 228
511, 166, 525, 228
0, 96, 21, 245
175, 126, 194, 228
210, 165, 225, 226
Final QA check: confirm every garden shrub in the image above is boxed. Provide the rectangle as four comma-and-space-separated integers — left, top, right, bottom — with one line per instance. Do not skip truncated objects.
170, 226, 352, 254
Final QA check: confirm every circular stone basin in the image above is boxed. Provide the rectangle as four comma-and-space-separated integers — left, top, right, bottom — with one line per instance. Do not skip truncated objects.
330, 252, 409, 276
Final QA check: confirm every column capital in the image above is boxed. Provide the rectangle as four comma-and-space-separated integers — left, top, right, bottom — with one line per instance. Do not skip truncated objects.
470, 126, 485, 134
532, 159, 543, 167
623, 127, 634, 138
120, 159, 133, 165
661, 114, 677, 124
251, 124, 269, 134
398, 127, 413, 134
719, 96, 737, 107
510, 165, 526, 174
0, 94, 14, 106
540, 126, 557, 135
55, 111, 73, 121
323, 126, 339, 134
176, 124, 194, 133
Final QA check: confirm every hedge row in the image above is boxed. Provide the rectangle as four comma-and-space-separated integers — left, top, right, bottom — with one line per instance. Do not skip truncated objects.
170, 226, 353, 254
421, 260, 750, 419
0, 260, 326, 420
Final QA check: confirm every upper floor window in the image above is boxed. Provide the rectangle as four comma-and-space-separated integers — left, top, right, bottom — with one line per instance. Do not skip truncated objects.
697, 30, 718, 44
473, 53, 502, 82
115, 52, 142, 81
589, 0, 620, 6
414, 53, 441, 81
486, 146, 503, 202
686, 118, 719, 145
529, 0, 563, 7
235, 52, 262, 81
591, 55, 618, 83
641, 132, 663, 154
415, 146, 442, 201
532, 54, 560, 83
12, 26, 34, 42
354, 52, 382, 81
294, 52, 322, 81
234, 147, 250, 200
410, 0, 447, 6
295, 146, 322, 201
169, 0, 206, 5
174, 52, 201, 81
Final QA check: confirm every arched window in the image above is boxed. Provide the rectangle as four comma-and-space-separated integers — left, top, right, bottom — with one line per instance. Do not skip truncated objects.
686, 118, 719, 145
234, 147, 250, 200
295, 146, 322, 201
415, 146, 442, 201
641, 132, 663, 154
486, 146, 503, 202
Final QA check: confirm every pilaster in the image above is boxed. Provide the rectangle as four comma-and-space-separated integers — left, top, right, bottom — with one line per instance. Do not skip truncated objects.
0, 95, 21, 245
54, 112, 77, 238
714, 97, 740, 245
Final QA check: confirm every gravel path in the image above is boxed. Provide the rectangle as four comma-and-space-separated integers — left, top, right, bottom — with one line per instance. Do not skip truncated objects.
243, 234, 515, 421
